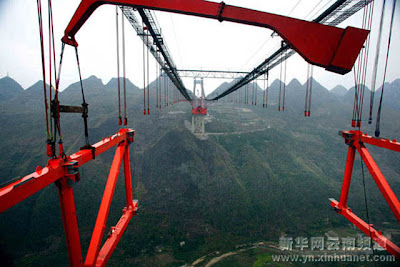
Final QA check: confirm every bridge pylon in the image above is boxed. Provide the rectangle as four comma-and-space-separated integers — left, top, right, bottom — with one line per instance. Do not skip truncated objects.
191, 78, 207, 137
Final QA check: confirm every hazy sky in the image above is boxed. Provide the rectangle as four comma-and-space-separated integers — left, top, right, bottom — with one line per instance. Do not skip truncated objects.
0, 0, 399, 94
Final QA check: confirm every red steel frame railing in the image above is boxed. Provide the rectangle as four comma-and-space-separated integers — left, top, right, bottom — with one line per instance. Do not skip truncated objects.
0, 128, 138, 266
330, 130, 400, 259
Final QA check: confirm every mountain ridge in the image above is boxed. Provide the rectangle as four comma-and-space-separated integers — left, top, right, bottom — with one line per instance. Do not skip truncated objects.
0, 75, 399, 266
0, 76, 24, 102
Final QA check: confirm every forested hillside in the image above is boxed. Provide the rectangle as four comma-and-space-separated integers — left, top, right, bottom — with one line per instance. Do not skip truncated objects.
0, 76, 399, 266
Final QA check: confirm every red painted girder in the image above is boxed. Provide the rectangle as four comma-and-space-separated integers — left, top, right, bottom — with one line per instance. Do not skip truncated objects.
69, 128, 135, 165
57, 179, 84, 266
96, 202, 138, 266
332, 130, 400, 259
338, 145, 356, 209
62, 0, 369, 74
93, 132, 137, 266
330, 199, 400, 259
85, 141, 127, 266
0, 128, 134, 213
0, 159, 64, 213
341, 130, 400, 153
123, 140, 134, 207
354, 142, 400, 223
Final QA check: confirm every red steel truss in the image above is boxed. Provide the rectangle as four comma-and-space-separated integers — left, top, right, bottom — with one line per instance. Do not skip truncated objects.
61, 0, 369, 75
330, 130, 400, 259
192, 107, 207, 115
0, 128, 138, 266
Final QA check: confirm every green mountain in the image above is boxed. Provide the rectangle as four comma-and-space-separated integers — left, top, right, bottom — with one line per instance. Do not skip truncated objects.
0, 76, 399, 266
0, 76, 24, 102
374, 79, 400, 112
331, 85, 348, 96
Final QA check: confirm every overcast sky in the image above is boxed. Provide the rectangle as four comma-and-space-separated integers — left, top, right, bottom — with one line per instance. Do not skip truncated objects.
0, 0, 399, 95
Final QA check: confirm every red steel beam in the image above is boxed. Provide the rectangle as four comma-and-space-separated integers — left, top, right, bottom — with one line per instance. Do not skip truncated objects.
0, 159, 64, 212
0, 129, 133, 212
330, 199, 400, 259
338, 145, 356, 209
342, 130, 400, 153
62, 0, 369, 74
339, 130, 400, 222
331, 130, 400, 259
94, 134, 137, 266
0, 128, 136, 266
123, 141, 134, 207
57, 179, 84, 266
355, 142, 400, 223
96, 202, 138, 266
84, 142, 127, 266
